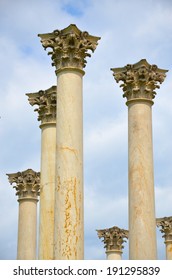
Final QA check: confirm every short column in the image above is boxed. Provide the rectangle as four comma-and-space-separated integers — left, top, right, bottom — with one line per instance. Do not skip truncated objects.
38, 24, 100, 259
157, 216, 172, 260
7, 169, 40, 260
97, 226, 128, 260
111, 59, 167, 259
26, 86, 56, 259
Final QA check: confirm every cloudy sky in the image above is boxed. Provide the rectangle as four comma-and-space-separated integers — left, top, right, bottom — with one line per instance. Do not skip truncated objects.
0, 0, 172, 260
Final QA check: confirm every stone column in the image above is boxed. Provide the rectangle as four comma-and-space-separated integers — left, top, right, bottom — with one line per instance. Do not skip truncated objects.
111, 59, 167, 259
38, 24, 100, 259
7, 169, 40, 260
26, 86, 56, 259
157, 216, 172, 260
97, 226, 128, 260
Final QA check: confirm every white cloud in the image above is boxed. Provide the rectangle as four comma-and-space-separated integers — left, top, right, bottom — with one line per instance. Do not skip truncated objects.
84, 114, 127, 159
134, 2, 172, 40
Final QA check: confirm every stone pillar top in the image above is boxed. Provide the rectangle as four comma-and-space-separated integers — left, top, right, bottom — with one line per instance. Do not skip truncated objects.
26, 85, 56, 125
97, 226, 129, 251
7, 169, 40, 200
111, 59, 168, 104
157, 216, 172, 241
38, 24, 100, 73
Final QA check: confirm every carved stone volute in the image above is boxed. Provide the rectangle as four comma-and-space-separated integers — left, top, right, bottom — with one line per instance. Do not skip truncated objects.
111, 59, 168, 104
7, 169, 40, 200
26, 85, 56, 124
97, 226, 129, 251
157, 216, 172, 242
38, 24, 100, 73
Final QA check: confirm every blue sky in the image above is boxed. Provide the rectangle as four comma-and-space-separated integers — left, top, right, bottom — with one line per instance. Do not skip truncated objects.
0, 0, 172, 259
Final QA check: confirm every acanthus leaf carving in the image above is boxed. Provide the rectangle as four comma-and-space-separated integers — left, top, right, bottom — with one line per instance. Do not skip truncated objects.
26, 85, 56, 124
7, 169, 40, 200
38, 24, 100, 72
111, 59, 168, 103
97, 226, 128, 251
157, 216, 172, 241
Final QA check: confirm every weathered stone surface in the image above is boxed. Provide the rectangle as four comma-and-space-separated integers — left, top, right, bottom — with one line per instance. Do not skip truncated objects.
97, 226, 128, 251
39, 122, 56, 260
27, 86, 56, 259
111, 59, 168, 259
111, 59, 167, 103
38, 24, 100, 72
7, 169, 40, 259
38, 24, 100, 260
26, 85, 56, 124
7, 169, 40, 200
157, 216, 172, 237
157, 216, 172, 259
128, 100, 157, 259
54, 70, 84, 259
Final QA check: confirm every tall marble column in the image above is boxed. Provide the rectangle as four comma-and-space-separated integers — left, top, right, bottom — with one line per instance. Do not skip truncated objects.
97, 226, 128, 260
7, 169, 40, 260
26, 86, 56, 260
157, 216, 172, 260
38, 24, 100, 259
111, 59, 167, 259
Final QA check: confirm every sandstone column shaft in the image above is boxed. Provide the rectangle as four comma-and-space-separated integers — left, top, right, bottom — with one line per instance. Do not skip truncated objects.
165, 241, 172, 260
55, 69, 84, 259
128, 100, 156, 259
17, 198, 38, 259
111, 59, 167, 259
7, 169, 40, 259
106, 250, 122, 260
26, 86, 56, 259
39, 122, 56, 259
38, 24, 100, 259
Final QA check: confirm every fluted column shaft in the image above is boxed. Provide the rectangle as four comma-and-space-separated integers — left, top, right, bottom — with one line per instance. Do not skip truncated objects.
26, 86, 56, 259
7, 169, 40, 259
111, 59, 167, 259
38, 24, 100, 259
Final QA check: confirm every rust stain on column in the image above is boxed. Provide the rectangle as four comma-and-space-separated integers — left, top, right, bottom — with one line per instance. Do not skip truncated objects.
60, 177, 81, 259
60, 146, 78, 160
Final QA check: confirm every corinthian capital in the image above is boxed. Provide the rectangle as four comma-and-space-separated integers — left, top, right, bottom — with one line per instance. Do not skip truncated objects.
7, 169, 40, 200
38, 24, 100, 73
157, 216, 172, 241
97, 226, 128, 251
111, 59, 168, 103
26, 85, 56, 124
